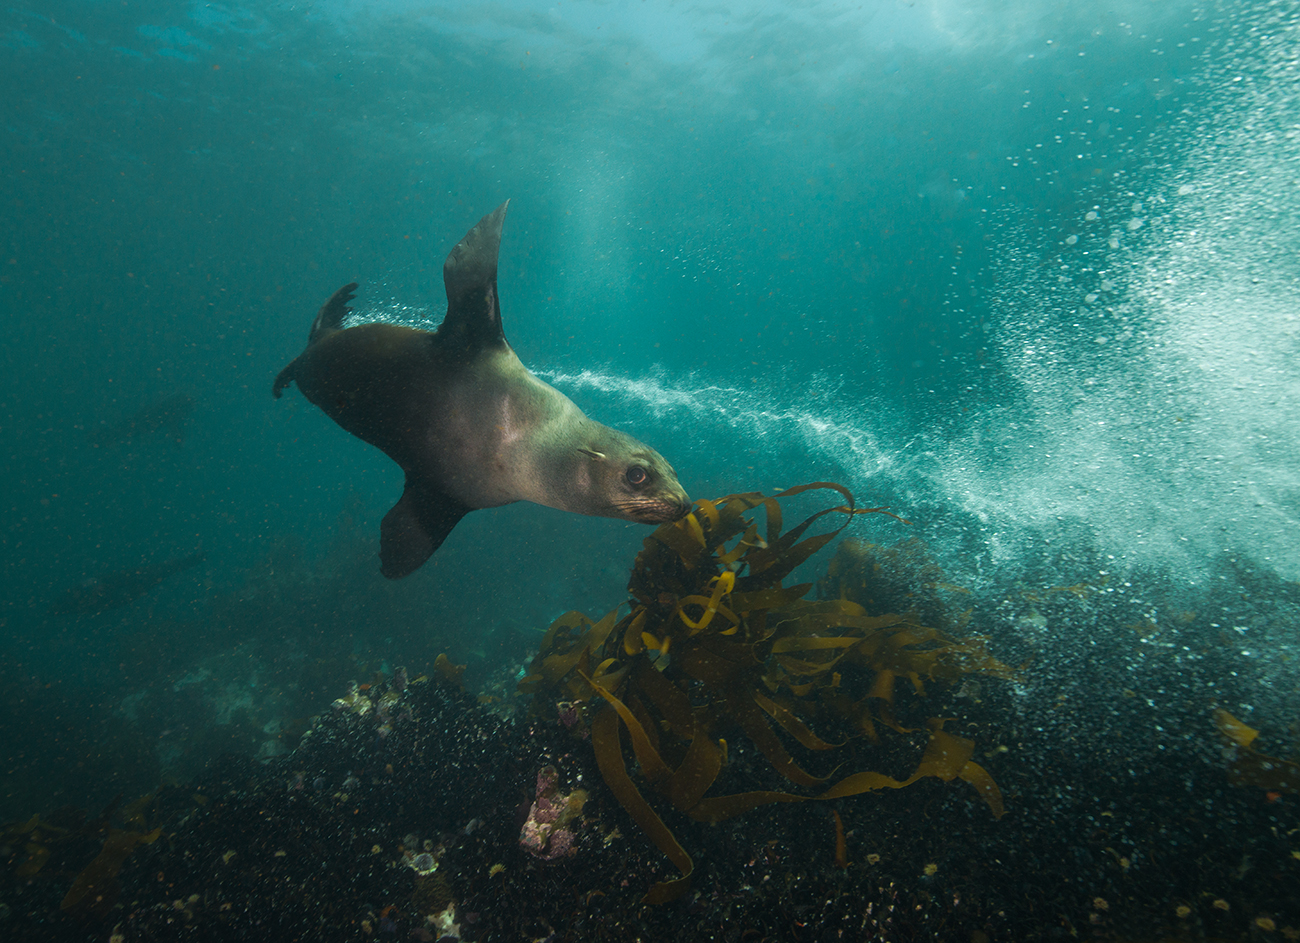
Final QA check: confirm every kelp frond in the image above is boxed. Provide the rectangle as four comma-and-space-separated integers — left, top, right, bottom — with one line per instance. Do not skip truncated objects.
520, 482, 1013, 903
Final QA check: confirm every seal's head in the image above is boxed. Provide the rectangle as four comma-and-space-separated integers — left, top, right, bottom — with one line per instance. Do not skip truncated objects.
578, 429, 691, 524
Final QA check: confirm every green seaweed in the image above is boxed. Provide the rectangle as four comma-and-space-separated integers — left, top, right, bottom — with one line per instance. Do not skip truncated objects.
520, 482, 1013, 902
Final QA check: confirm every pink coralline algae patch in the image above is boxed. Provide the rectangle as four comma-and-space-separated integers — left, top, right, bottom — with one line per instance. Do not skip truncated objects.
519, 765, 587, 861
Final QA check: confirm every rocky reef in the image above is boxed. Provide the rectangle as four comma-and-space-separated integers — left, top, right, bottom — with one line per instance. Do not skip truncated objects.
2, 486, 1298, 941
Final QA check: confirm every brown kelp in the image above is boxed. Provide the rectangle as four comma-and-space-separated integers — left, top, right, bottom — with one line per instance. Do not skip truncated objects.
1214, 709, 1300, 793
520, 482, 1015, 903
1, 793, 161, 921
60, 792, 161, 919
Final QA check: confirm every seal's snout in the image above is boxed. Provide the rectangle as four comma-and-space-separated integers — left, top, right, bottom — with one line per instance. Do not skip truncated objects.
619, 490, 693, 524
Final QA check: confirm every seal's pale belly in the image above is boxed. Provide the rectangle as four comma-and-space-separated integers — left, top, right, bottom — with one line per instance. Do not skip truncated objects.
421, 353, 581, 509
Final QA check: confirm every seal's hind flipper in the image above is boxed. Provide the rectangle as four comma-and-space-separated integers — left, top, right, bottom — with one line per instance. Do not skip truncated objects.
440, 201, 509, 349
272, 282, 359, 399
309, 282, 359, 345
380, 477, 471, 579
272, 357, 299, 399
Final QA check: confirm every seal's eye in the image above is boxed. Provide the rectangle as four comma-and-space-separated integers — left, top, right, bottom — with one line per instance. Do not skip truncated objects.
626, 466, 648, 486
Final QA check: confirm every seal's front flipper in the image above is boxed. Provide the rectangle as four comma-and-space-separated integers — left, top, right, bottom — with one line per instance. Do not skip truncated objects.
440, 201, 509, 349
380, 478, 470, 579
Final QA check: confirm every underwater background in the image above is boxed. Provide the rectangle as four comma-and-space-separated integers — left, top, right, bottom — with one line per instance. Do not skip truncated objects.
2, 0, 1300, 938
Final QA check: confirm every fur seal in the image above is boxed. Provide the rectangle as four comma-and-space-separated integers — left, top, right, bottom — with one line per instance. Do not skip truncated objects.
51, 550, 206, 616
273, 201, 691, 579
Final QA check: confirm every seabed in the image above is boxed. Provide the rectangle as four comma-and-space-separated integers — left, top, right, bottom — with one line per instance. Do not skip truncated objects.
3, 489, 1298, 942
2, 670, 1297, 942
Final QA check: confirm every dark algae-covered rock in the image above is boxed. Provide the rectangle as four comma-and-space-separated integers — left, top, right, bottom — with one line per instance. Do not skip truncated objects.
4, 663, 1298, 941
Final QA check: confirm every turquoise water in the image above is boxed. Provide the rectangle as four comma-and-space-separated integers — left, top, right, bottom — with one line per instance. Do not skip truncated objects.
2, 0, 1298, 857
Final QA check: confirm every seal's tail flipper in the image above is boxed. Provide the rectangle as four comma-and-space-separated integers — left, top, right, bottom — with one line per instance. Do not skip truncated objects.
380, 478, 471, 579
441, 201, 509, 349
